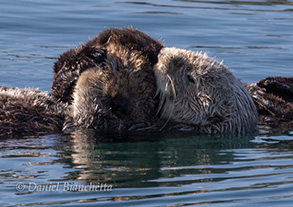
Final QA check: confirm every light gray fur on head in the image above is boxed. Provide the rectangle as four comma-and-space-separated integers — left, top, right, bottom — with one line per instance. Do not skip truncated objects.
154, 47, 258, 134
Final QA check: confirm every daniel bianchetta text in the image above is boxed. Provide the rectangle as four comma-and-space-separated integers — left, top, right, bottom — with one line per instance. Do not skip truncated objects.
16, 182, 113, 192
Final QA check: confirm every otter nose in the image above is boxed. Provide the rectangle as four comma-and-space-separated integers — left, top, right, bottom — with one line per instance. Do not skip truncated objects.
111, 95, 130, 118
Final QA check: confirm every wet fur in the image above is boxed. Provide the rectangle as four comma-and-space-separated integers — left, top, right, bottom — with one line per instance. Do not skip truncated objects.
154, 48, 258, 134
0, 87, 66, 137
69, 59, 158, 131
246, 77, 293, 128
54, 28, 164, 130
52, 28, 163, 104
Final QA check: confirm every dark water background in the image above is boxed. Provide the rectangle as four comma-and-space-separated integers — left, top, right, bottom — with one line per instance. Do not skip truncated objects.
0, 0, 293, 206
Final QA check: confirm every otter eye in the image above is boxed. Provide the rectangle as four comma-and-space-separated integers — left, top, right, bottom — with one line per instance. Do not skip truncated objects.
187, 75, 195, 83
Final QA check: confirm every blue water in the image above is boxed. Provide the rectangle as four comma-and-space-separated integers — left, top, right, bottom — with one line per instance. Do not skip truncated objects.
0, 0, 293, 206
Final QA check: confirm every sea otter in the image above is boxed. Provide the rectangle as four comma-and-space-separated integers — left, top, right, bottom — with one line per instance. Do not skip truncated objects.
53, 28, 164, 131
153, 47, 258, 134
0, 28, 292, 137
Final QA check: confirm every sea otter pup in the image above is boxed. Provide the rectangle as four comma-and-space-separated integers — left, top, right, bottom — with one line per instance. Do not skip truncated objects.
52, 28, 163, 104
246, 76, 293, 128
153, 48, 258, 134
0, 87, 66, 137
53, 28, 164, 130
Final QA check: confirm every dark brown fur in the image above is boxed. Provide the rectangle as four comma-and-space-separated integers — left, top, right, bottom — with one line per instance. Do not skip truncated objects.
0, 87, 66, 138
52, 28, 164, 104
246, 77, 293, 128
53, 28, 164, 131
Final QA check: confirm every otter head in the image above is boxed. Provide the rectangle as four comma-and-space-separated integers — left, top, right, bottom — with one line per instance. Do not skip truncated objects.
69, 53, 158, 131
154, 47, 258, 134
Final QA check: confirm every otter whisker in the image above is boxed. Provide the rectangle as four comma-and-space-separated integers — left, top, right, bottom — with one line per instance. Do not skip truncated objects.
154, 95, 162, 116
167, 74, 176, 99
156, 96, 166, 116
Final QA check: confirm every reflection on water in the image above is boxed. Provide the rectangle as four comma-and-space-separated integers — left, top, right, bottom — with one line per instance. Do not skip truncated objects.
0, 0, 293, 206
68, 130, 254, 187
1, 129, 293, 206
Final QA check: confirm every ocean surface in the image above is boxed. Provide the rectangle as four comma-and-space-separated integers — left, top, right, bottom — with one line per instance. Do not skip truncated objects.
0, 0, 293, 206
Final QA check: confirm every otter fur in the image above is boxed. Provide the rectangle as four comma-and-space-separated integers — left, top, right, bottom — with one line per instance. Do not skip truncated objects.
154, 48, 258, 134
246, 77, 293, 128
52, 28, 163, 104
1, 28, 292, 137
52, 28, 259, 133
0, 87, 66, 137
53, 28, 164, 130
68, 62, 158, 131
